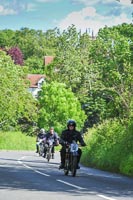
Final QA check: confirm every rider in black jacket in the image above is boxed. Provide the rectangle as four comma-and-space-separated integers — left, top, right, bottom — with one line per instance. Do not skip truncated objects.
59, 119, 86, 169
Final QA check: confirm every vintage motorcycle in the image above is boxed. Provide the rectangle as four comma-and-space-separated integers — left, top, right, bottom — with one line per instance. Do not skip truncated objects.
63, 140, 79, 177
38, 138, 46, 156
44, 139, 54, 162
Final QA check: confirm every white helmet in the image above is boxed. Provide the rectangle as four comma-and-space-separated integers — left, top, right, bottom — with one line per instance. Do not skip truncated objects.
40, 128, 45, 134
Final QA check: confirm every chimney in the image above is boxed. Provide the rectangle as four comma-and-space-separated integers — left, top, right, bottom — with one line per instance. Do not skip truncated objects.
44, 56, 54, 66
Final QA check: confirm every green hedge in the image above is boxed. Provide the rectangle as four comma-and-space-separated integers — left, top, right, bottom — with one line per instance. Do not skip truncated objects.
81, 118, 133, 177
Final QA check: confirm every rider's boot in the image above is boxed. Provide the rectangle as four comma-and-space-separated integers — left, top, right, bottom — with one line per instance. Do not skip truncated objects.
43, 153, 46, 158
76, 164, 80, 169
59, 163, 65, 169
36, 145, 39, 153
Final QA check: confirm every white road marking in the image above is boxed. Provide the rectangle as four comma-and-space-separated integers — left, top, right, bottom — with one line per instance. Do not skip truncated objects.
57, 179, 86, 190
34, 169, 50, 176
18, 157, 50, 177
98, 194, 117, 200
18, 155, 117, 200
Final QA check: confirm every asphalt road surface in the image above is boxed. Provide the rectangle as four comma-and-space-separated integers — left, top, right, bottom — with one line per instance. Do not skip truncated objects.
0, 150, 132, 200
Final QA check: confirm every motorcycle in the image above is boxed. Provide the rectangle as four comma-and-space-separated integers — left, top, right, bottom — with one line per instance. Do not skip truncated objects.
63, 140, 79, 177
38, 138, 46, 156
44, 139, 54, 162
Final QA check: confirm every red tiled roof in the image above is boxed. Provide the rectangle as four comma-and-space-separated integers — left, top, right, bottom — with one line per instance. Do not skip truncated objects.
27, 74, 45, 88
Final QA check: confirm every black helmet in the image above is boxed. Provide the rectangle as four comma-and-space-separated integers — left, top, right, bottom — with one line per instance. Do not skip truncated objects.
67, 119, 76, 128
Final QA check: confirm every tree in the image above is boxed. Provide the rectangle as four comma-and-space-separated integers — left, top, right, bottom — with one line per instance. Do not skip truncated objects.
38, 82, 87, 133
24, 56, 44, 74
7, 46, 24, 66
92, 29, 132, 119
0, 50, 37, 130
44, 24, 132, 128
14, 27, 57, 60
44, 25, 94, 99
0, 29, 15, 47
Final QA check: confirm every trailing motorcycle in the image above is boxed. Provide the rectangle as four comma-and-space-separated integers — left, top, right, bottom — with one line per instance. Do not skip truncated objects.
38, 138, 45, 156
44, 139, 54, 162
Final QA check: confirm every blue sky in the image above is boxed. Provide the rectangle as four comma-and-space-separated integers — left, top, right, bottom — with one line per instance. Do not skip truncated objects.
0, 0, 132, 35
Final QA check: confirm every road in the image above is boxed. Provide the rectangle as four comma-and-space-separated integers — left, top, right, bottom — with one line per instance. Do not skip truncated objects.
0, 150, 132, 200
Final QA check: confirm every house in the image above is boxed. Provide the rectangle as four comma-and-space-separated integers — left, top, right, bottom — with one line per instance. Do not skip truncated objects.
27, 56, 54, 98
27, 74, 46, 98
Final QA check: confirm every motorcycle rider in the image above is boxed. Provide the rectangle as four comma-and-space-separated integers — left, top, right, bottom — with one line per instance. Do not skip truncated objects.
43, 127, 59, 159
59, 119, 86, 169
36, 128, 46, 153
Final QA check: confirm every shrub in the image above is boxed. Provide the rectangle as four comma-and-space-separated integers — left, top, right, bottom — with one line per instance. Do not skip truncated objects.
120, 155, 133, 176
81, 118, 133, 176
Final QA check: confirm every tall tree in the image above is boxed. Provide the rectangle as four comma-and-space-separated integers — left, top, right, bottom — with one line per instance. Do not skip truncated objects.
0, 50, 37, 129
38, 81, 87, 133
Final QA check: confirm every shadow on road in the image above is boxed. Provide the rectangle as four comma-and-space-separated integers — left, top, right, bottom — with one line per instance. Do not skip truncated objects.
0, 151, 132, 199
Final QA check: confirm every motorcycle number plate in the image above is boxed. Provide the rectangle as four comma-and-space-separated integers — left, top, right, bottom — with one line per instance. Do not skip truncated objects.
70, 143, 78, 152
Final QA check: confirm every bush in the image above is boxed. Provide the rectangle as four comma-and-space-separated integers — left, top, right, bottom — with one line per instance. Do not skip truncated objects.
120, 155, 133, 176
81, 118, 133, 176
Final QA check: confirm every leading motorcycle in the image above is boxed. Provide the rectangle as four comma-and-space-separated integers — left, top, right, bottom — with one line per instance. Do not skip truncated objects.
63, 140, 79, 177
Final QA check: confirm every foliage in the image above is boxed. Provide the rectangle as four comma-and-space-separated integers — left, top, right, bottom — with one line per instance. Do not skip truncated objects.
0, 29, 15, 47
44, 24, 132, 128
85, 32, 132, 124
81, 118, 133, 176
24, 56, 44, 74
0, 50, 37, 130
7, 46, 24, 66
38, 81, 87, 133
0, 24, 132, 175
11, 27, 58, 60
120, 154, 133, 176
0, 131, 35, 150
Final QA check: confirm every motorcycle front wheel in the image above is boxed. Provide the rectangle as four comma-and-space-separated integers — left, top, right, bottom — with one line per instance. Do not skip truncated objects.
64, 159, 69, 175
71, 156, 77, 177
46, 147, 51, 162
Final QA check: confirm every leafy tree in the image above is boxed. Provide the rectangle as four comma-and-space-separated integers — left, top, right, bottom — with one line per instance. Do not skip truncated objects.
14, 27, 57, 60
45, 24, 132, 128
0, 50, 37, 130
38, 81, 87, 133
7, 46, 24, 66
44, 25, 94, 99
92, 30, 132, 118
44, 25, 104, 127
0, 29, 15, 47
24, 56, 44, 74
0, 24, 132, 129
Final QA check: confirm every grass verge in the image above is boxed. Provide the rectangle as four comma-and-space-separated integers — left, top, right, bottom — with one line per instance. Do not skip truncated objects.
0, 131, 35, 150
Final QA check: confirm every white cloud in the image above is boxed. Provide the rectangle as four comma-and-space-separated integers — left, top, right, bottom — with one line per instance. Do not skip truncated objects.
80, 7, 96, 17
58, 5, 131, 35
26, 3, 37, 12
0, 5, 17, 15
58, 7, 100, 35
111, 13, 131, 24
72, 0, 132, 6
36, 0, 58, 2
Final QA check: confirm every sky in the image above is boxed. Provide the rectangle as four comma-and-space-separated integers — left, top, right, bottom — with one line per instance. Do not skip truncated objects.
0, 0, 132, 35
